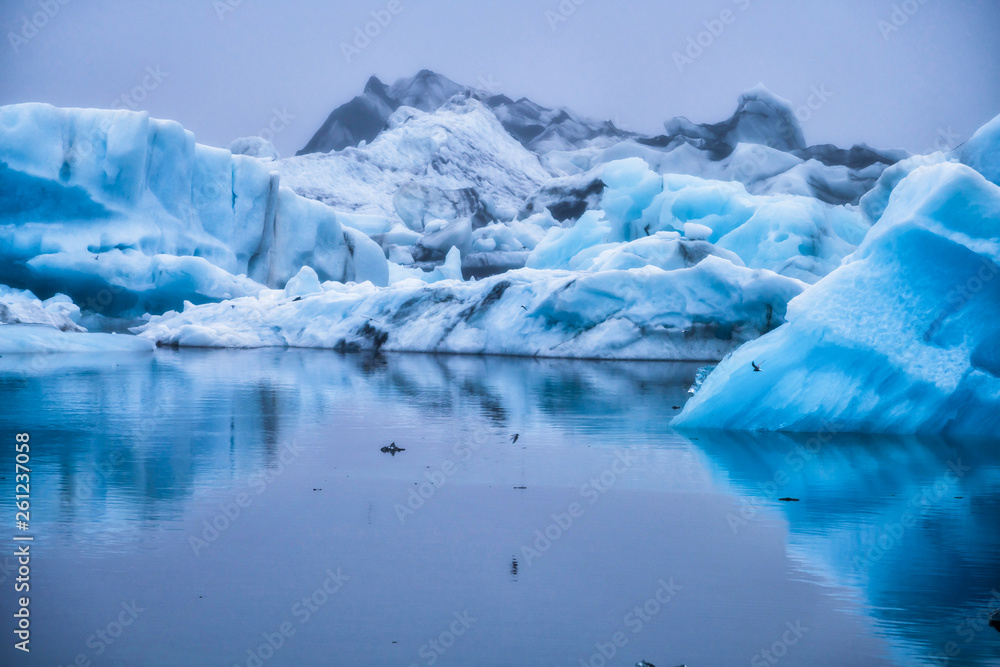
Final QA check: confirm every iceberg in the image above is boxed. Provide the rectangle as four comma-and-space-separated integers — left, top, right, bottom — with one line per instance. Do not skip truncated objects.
539, 86, 903, 207
278, 95, 551, 223
136, 256, 804, 360
859, 113, 999, 224
1, 284, 83, 331
0, 285, 153, 353
282, 75, 904, 280
227, 136, 280, 161
0, 325, 155, 354
675, 162, 1000, 435
0, 103, 388, 319
526, 158, 869, 284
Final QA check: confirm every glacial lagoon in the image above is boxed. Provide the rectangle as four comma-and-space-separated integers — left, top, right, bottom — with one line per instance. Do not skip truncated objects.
1, 349, 998, 666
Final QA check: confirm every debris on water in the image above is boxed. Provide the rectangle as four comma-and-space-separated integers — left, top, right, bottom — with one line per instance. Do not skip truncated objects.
990, 608, 999, 632
381, 442, 405, 455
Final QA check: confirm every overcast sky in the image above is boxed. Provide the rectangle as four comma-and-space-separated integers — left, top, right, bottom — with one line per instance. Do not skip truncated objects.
1, 0, 998, 158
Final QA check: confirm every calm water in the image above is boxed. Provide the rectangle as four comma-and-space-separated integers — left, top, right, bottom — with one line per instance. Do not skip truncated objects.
0, 349, 998, 667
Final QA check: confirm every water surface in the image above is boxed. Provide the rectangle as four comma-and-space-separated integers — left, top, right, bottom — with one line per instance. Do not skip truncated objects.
0, 349, 998, 666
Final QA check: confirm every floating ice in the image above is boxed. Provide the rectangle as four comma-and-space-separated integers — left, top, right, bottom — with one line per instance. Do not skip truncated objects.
0, 103, 388, 318
0, 285, 154, 353
526, 158, 869, 284
676, 162, 1000, 434
137, 255, 804, 360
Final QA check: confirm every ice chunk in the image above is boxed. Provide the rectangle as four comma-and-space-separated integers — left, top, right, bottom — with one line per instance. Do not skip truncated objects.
683, 222, 712, 240
392, 182, 491, 232
343, 227, 390, 287
284, 266, 322, 297
278, 96, 550, 224
0, 285, 83, 331
526, 211, 613, 271
417, 217, 473, 258
527, 159, 868, 284
0, 325, 154, 354
228, 136, 280, 161
582, 233, 743, 273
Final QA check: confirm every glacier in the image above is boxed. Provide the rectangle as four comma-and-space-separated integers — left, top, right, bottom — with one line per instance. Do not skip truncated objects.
675, 161, 1000, 435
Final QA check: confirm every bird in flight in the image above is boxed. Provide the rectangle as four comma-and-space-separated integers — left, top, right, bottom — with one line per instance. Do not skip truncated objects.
752, 361, 762, 372
510, 434, 520, 443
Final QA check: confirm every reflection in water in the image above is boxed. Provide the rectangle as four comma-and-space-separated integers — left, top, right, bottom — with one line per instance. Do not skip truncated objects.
0, 349, 997, 666
689, 430, 1000, 667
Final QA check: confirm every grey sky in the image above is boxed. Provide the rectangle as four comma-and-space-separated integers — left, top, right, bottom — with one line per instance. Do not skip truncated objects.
1, 0, 998, 158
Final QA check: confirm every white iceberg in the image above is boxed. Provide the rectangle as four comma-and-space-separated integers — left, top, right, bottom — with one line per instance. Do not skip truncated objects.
136, 255, 804, 360
278, 95, 551, 224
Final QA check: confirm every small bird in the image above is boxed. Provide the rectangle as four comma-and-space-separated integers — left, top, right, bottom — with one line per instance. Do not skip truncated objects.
752, 361, 762, 372
989, 608, 1000, 632
380, 442, 405, 455
510, 434, 519, 443
672, 406, 681, 410
779, 497, 800, 502
520, 305, 527, 311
